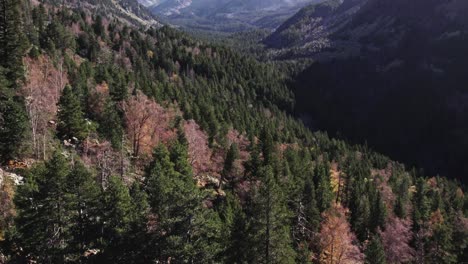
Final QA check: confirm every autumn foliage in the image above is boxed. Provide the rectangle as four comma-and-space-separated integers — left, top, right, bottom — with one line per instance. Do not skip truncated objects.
22, 56, 68, 159
379, 216, 414, 263
122, 91, 175, 157
319, 204, 363, 264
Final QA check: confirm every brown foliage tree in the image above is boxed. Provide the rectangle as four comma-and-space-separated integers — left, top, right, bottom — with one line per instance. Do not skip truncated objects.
122, 91, 174, 157
379, 216, 415, 263
184, 120, 212, 176
319, 204, 364, 264
22, 56, 68, 159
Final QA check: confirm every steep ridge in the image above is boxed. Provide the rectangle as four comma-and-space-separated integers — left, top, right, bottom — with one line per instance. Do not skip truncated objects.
146, 0, 321, 32
60, 0, 161, 27
283, 0, 468, 180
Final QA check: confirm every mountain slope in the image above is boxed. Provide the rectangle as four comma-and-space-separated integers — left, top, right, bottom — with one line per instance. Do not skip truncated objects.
264, 0, 365, 52
0, 0, 466, 263
145, 0, 322, 32
281, 0, 468, 180
63, 0, 161, 27
265, 0, 468, 59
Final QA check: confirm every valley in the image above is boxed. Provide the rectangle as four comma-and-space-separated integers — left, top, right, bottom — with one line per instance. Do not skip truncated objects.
0, 0, 466, 263
138, 0, 323, 32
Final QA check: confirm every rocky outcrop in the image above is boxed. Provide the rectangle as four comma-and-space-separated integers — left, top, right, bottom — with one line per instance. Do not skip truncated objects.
0, 168, 24, 186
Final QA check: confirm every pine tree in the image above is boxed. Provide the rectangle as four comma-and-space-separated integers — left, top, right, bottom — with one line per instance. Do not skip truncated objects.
427, 221, 457, 264
169, 133, 193, 177
99, 100, 123, 149
0, 0, 29, 86
413, 178, 430, 230
57, 85, 88, 140
302, 176, 320, 233
370, 191, 387, 233
244, 142, 261, 179
315, 162, 333, 212
65, 161, 101, 257
0, 97, 27, 162
223, 143, 239, 176
223, 194, 250, 264
353, 195, 371, 242
102, 175, 133, 245
126, 181, 150, 261
249, 166, 296, 264
294, 176, 321, 263
129, 181, 149, 232
145, 144, 221, 262
260, 128, 275, 165
221, 143, 240, 188
365, 235, 386, 264
14, 151, 71, 262
394, 197, 406, 218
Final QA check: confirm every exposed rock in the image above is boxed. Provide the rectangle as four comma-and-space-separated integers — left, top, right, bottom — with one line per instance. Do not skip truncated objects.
0, 168, 24, 186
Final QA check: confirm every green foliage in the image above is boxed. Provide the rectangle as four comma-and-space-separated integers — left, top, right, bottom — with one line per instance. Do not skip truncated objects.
14, 151, 71, 262
57, 85, 88, 140
3, 2, 468, 263
65, 161, 101, 255
302, 177, 320, 233
248, 166, 296, 263
101, 175, 133, 246
223, 143, 240, 176
145, 144, 221, 262
427, 221, 457, 264
99, 100, 124, 149
365, 235, 386, 264
314, 162, 333, 213
0, 97, 28, 162
0, 0, 29, 85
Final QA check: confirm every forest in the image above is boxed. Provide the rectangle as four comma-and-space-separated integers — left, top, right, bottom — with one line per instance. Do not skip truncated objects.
0, 0, 466, 263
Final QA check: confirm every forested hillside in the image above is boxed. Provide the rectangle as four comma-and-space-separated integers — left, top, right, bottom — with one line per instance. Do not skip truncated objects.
0, 0, 467, 263
263, 0, 468, 182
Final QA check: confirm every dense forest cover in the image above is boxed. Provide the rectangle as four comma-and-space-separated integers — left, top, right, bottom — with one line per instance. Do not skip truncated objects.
0, 0, 466, 263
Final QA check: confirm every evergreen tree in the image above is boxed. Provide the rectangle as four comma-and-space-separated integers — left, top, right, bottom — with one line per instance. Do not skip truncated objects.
126, 181, 151, 261
99, 100, 124, 149
394, 197, 406, 218
101, 175, 133, 248
249, 166, 296, 264
223, 194, 250, 264
365, 235, 386, 264
260, 128, 275, 165
221, 143, 240, 188
223, 143, 240, 176
129, 181, 149, 232
244, 142, 261, 179
169, 133, 193, 177
65, 161, 101, 257
413, 178, 430, 229
315, 162, 333, 212
370, 191, 387, 233
57, 85, 88, 140
0, 97, 27, 162
353, 195, 371, 242
293, 176, 320, 263
145, 144, 221, 262
14, 151, 70, 262
0, 0, 29, 85
302, 177, 320, 233
427, 222, 457, 264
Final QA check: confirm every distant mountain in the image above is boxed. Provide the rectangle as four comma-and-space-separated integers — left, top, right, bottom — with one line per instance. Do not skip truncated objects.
59, 0, 161, 27
137, 0, 167, 7
142, 0, 323, 32
263, 0, 366, 57
282, 0, 468, 180
264, 0, 468, 59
